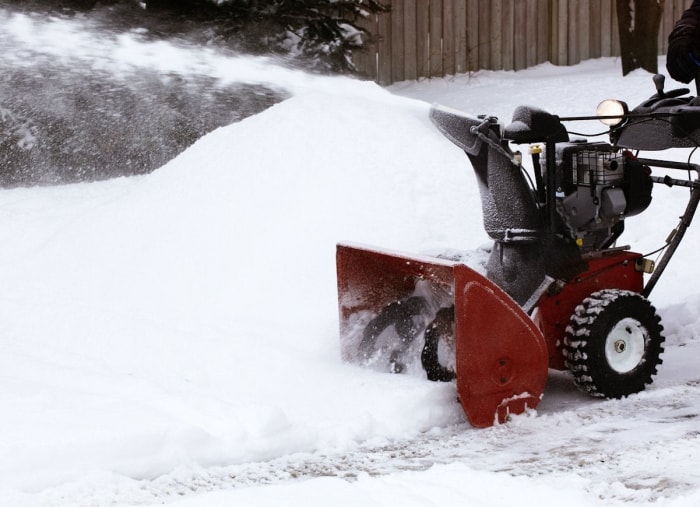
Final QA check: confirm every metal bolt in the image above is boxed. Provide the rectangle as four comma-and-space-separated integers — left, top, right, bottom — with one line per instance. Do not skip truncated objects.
614, 340, 626, 353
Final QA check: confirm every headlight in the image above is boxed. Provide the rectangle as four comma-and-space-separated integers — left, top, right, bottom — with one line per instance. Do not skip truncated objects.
596, 99, 628, 126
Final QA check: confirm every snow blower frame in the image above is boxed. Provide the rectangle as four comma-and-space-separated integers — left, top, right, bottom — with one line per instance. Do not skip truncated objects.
337, 74, 700, 427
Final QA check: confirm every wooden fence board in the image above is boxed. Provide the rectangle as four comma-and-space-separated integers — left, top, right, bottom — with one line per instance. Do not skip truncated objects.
578, 0, 590, 61
591, 0, 599, 58
467, 0, 480, 72
490, 0, 503, 70
443, 0, 456, 75
537, 0, 550, 64
525, 0, 538, 69
478, 0, 491, 70
403, 0, 418, 80
391, 0, 404, 82
455, 0, 468, 73
416, 0, 431, 77
512, 0, 526, 71
600, 0, 613, 55
377, 0, 392, 84
430, 0, 444, 76
557, 0, 568, 65
567, 0, 578, 64
502, 0, 514, 70
611, 2, 620, 55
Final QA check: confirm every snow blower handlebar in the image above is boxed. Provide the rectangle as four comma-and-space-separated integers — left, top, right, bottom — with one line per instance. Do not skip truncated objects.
638, 158, 700, 297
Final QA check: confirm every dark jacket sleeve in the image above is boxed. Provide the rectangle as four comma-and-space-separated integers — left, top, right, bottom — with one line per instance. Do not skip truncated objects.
675, 0, 700, 31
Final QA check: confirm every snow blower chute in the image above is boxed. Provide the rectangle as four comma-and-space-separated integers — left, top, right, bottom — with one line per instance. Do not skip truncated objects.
337, 74, 700, 427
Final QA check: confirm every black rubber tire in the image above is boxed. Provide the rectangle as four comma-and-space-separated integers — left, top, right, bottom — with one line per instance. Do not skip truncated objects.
359, 296, 428, 373
421, 305, 455, 382
563, 289, 665, 399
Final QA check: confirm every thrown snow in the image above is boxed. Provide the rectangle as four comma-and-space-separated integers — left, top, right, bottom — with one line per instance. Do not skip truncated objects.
2, 10, 700, 507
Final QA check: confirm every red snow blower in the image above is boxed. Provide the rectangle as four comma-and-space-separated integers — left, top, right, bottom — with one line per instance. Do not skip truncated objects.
337, 74, 700, 427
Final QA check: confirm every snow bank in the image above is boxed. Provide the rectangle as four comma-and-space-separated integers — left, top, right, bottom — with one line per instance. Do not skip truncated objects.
0, 72, 481, 491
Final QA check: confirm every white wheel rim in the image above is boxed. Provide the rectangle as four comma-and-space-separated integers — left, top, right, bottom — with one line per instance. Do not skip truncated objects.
604, 317, 647, 373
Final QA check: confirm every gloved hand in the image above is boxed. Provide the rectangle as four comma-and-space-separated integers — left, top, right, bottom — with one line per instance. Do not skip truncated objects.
667, 25, 700, 83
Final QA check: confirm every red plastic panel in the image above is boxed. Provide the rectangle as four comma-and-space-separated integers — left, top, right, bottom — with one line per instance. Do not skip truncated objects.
454, 264, 549, 428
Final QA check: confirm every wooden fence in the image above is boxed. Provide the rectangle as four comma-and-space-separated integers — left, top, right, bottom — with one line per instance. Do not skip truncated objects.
352, 0, 693, 85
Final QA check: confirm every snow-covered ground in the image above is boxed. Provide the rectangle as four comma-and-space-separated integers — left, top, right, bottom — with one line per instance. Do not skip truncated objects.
2, 11, 700, 507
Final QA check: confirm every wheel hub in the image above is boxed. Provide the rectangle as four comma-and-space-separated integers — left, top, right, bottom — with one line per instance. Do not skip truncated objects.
605, 318, 647, 373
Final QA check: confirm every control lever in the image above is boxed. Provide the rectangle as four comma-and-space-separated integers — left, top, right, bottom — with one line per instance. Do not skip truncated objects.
654, 74, 666, 97
650, 74, 689, 100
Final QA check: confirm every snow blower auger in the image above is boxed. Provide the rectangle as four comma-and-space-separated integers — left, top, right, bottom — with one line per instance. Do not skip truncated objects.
337, 74, 700, 428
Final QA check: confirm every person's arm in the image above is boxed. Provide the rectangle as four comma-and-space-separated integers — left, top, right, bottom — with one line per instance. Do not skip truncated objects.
667, 0, 700, 83
676, 1, 700, 29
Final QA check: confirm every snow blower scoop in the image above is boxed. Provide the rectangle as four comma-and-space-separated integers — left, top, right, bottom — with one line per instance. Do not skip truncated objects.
337, 243, 548, 427
337, 75, 700, 428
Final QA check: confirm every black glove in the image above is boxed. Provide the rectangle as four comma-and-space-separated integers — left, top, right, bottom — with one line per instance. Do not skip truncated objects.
667, 25, 700, 84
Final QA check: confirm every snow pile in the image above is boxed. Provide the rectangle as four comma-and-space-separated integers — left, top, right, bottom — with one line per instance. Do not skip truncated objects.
0, 76, 477, 492
2, 11, 700, 507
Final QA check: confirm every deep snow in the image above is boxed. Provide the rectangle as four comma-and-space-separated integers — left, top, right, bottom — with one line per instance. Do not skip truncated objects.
3, 10, 700, 507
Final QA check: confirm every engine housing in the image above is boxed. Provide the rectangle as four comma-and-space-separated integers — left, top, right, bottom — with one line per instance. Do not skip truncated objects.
545, 142, 652, 252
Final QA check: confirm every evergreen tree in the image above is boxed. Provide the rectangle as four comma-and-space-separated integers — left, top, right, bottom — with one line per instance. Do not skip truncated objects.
7, 0, 388, 72
141, 0, 389, 72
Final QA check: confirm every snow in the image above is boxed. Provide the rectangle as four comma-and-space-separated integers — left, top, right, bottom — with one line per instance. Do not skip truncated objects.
2, 11, 700, 507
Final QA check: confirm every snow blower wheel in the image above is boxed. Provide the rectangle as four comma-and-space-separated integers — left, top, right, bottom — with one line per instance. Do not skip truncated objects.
421, 306, 456, 382
563, 289, 665, 399
359, 296, 429, 373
